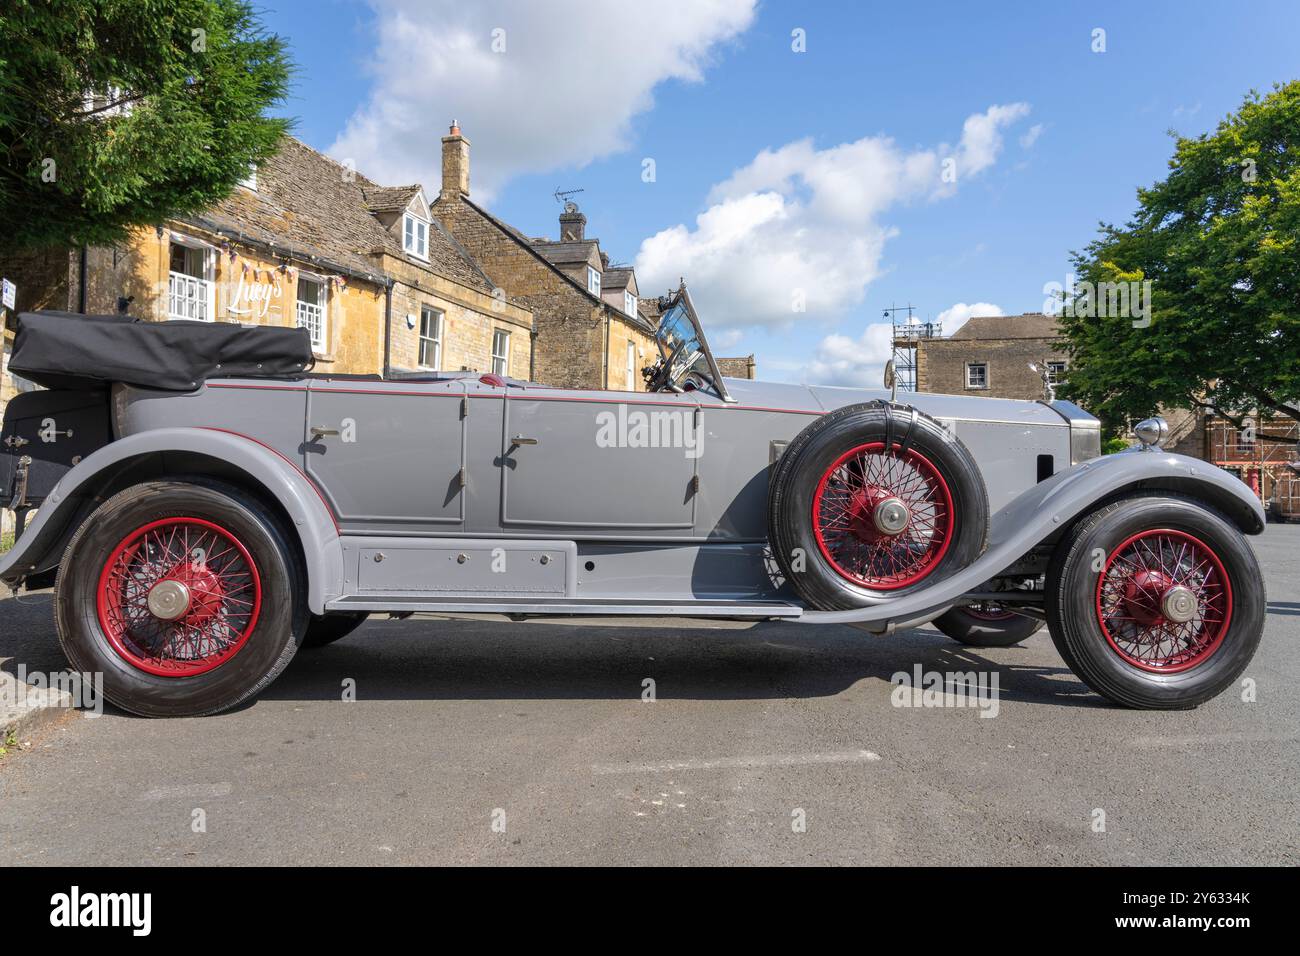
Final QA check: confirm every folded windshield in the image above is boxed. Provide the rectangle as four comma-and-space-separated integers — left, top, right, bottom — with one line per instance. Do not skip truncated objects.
652, 284, 734, 402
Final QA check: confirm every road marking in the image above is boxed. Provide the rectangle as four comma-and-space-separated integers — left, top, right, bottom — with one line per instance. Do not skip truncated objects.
140, 783, 232, 802
592, 750, 881, 775
1129, 733, 1298, 748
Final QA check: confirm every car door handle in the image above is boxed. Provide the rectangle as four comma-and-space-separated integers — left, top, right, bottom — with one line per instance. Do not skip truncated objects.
310, 426, 340, 439
510, 436, 539, 445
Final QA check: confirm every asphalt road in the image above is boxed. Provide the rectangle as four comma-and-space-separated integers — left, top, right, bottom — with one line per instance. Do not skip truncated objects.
2, 527, 1297, 866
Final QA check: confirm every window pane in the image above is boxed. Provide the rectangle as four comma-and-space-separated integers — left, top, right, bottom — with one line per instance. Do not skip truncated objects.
297, 277, 321, 306
491, 330, 509, 375
419, 306, 442, 368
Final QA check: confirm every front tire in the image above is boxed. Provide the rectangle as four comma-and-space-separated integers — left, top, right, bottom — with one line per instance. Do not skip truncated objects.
55, 480, 308, 717
1045, 494, 1264, 709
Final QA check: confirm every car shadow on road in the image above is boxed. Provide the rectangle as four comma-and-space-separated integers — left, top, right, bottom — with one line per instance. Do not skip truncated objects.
262, 616, 1102, 710
0, 591, 1103, 712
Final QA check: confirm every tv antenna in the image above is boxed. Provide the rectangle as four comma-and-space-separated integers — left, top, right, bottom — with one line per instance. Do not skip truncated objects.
554, 187, 584, 212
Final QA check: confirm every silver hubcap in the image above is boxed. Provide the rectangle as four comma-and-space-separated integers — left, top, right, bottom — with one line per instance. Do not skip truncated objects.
873, 497, 911, 535
147, 580, 191, 621
1161, 585, 1198, 624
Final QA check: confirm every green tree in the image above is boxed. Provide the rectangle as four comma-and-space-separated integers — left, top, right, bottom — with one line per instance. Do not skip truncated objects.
1057, 82, 1300, 443
0, 0, 292, 251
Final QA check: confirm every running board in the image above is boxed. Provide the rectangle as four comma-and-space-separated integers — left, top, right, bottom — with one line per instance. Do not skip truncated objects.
324, 595, 804, 618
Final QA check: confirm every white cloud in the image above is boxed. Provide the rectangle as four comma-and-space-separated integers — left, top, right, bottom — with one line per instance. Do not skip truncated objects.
799, 302, 1001, 386
934, 301, 1003, 335
330, 0, 757, 200
803, 323, 896, 387
635, 103, 1030, 329
1019, 123, 1044, 148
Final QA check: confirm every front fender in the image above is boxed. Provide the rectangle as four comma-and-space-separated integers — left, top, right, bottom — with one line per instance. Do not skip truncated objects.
801, 450, 1264, 628
0, 427, 342, 614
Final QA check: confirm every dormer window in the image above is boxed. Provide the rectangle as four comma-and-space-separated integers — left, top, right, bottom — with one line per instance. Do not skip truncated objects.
238, 164, 257, 191
587, 266, 601, 296
624, 291, 636, 317
403, 213, 429, 260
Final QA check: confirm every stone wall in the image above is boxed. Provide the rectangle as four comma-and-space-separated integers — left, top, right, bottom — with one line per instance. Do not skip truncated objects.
607, 315, 656, 391
434, 196, 650, 390
917, 335, 1063, 400
381, 253, 533, 376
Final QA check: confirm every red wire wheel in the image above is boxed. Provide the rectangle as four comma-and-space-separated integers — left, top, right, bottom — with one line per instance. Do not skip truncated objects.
963, 601, 1019, 621
811, 441, 954, 589
1094, 529, 1232, 673
96, 517, 263, 677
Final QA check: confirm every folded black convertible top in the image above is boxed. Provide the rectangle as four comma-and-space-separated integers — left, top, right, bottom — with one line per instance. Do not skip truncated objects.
9, 311, 313, 391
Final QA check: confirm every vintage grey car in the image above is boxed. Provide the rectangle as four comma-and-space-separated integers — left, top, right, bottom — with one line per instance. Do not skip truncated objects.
0, 288, 1266, 716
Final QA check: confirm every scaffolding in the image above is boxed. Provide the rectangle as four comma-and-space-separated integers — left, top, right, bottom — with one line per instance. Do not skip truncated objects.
885, 305, 939, 392
1207, 416, 1300, 517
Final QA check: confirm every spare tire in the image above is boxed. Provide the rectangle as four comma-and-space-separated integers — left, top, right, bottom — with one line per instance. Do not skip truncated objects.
768, 402, 989, 611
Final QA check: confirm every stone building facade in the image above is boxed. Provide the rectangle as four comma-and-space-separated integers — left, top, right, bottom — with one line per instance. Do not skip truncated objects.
0, 136, 533, 383
432, 124, 657, 391
916, 313, 1065, 400
916, 311, 1207, 461
716, 355, 758, 379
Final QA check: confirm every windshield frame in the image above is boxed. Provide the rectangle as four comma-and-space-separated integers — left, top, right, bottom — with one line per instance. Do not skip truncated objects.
652, 283, 735, 403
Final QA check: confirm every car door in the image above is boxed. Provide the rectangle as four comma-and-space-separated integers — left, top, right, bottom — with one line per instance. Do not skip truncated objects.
500, 387, 701, 533
303, 379, 467, 533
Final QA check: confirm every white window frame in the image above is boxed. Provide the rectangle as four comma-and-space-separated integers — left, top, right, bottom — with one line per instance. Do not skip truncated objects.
491, 329, 510, 376
1045, 360, 1067, 385
965, 362, 988, 389
624, 290, 637, 317
419, 305, 444, 370
239, 164, 257, 191
587, 266, 601, 296
626, 340, 637, 389
167, 235, 216, 322
403, 213, 429, 260
295, 273, 328, 352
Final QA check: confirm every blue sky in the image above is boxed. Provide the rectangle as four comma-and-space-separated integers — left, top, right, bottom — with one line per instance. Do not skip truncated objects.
259, 0, 1300, 384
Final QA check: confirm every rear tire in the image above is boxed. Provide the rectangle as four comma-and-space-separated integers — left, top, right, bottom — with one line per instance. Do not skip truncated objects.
933, 604, 1044, 647
1045, 494, 1264, 709
55, 480, 308, 717
302, 612, 369, 648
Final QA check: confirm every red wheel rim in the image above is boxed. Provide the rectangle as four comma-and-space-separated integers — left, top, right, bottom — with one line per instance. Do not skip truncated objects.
96, 518, 263, 677
1094, 529, 1232, 673
965, 602, 1018, 621
811, 441, 954, 589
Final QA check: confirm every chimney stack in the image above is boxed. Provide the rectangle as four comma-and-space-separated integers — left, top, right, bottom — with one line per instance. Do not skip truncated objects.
559, 204, 586, 242
441, 120, 470, 199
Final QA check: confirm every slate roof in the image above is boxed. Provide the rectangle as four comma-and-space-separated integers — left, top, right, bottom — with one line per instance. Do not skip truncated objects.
949, 313, 1060, 340
361, 184, 423, 213
445, 194, 656, 334
530, 239, 600, 267
601, 267, 635, 291
188, 136, 494, 294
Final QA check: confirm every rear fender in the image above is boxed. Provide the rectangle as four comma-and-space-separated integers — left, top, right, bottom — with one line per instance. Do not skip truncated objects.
0, 427, 342, 614
802, 450, 1264, 628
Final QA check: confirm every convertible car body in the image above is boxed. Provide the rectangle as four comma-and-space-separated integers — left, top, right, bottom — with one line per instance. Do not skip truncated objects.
0, 289, 1267, 716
